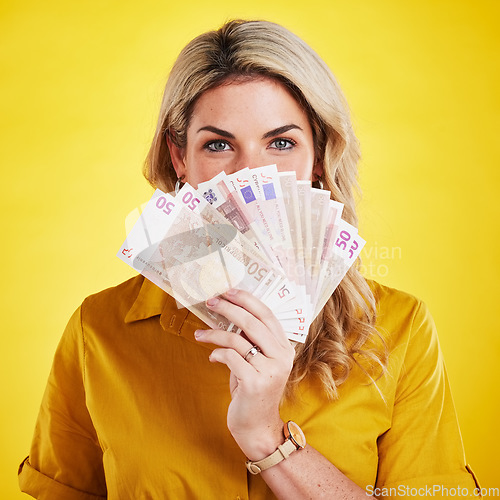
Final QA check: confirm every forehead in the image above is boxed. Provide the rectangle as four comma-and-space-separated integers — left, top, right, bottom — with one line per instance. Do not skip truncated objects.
188, 77, 310, 129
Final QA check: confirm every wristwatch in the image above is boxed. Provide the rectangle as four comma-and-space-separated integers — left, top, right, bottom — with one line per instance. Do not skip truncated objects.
245, 421, 306, 474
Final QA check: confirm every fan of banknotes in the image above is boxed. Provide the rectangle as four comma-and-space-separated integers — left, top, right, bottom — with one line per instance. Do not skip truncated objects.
118, 165, 365, 343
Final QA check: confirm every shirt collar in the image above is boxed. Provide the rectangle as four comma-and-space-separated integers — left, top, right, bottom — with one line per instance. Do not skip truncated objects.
124, 276, 216, 351
124, 276, 170, 323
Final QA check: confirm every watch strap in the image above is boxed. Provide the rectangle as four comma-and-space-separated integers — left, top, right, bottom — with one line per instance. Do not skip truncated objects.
246, 438, 296, 474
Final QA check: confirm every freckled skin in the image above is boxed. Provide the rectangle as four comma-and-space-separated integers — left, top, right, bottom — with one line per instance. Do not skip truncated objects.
167, 77, 322, 186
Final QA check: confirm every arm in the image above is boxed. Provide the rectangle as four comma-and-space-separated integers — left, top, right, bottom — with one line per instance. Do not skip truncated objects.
19, 307, 107, 500
374, 299, 480, 494
195, 289, 369, 499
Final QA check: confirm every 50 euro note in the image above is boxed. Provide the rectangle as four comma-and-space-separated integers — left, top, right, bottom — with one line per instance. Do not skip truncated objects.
176, 183, 307, 342
225, 166, 310, 340
309, 188, 332, 308
175, 182, 297, 307
223, 166, 288, 269
250, 165, 297, 285
313, 219, 365, 319
118, 190, 238, 331
118, 170, 367, 343
197, 171, 277, 265
273, 186, 331, 340
274, 172, 309, 338
310, 199, 344, 304
118, 188, 291, 334
296, 180, 313, 305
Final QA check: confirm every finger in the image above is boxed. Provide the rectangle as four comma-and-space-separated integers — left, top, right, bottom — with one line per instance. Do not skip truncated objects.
195, 329, 265, 367
241, 344, 262, 365
223, 289, 291, 349
205, 297, 280, 357
209, 347, 259, 379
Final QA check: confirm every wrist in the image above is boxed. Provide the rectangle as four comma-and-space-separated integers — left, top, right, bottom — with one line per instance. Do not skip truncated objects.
232, 418, 284, 461
245, 420, 307, 475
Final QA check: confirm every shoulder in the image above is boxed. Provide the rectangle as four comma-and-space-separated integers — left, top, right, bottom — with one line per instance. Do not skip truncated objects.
82, 274, 145, 311
368, 279, 423, 317
366, 281, 449, 417
367, 279, 437, 352
79, 274, 146, 328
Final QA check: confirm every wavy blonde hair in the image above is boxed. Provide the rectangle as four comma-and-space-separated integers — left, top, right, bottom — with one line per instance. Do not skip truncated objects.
144, 19, 387, 398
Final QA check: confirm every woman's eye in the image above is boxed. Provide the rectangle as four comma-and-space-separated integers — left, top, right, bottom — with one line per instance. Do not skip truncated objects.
205, 140, 231, 152
269, 138, 296, 150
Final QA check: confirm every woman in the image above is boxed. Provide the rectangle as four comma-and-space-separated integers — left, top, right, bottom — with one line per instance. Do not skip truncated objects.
19, 19, 478, 499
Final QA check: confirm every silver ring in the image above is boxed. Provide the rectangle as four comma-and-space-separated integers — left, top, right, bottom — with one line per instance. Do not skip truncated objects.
244, 345, 261, 362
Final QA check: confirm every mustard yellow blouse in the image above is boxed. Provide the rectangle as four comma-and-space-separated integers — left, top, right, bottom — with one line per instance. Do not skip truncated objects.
19, 276, 479, 499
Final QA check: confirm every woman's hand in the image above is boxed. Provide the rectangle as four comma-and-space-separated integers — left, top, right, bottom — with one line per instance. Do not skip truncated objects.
195, 289, 369, 499
194, 288, 296, 460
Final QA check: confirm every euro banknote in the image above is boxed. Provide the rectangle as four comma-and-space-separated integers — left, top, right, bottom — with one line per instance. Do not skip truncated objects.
118, 165, 365, 343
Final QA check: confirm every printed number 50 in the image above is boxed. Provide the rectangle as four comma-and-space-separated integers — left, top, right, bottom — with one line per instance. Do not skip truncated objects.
182, 191, 200, 211
336, 231, 359, 259
156, 196, 175, 215
335, 230, 351, 250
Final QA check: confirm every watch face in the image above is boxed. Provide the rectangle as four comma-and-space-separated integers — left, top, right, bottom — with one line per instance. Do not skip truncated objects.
286, 421, 306, 449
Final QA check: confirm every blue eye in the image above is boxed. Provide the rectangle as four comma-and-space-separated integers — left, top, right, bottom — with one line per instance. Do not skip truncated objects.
205, 140, 231, 152
269, 138, 296, 150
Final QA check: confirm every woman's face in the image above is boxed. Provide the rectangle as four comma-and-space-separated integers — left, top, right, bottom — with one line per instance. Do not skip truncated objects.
168, 77, 322, 188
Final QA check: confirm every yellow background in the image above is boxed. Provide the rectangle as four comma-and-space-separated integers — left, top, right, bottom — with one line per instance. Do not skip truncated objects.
2, 0, 498, 496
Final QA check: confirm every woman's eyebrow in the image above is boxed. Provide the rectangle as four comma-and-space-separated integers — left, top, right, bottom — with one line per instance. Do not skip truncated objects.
197, 124, 302, 139
197, 125, 235, 139
262, 124, 302, 139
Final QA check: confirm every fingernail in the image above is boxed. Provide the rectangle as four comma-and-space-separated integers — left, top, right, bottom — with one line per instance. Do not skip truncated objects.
225, 288, 238, 296
206, 297, 219, 307
194, 330, 205, 339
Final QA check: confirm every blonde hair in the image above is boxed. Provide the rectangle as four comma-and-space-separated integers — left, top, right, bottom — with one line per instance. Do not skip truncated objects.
144, 19, 387, 398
